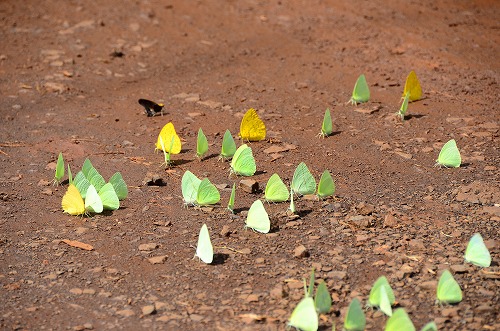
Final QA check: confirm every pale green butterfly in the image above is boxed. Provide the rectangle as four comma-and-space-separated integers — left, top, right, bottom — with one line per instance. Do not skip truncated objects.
464, 233, 491, 268
319, 108, 333, 138
81, 158, 93, 178
292, 162, 316, 196
196, 127, 209, 159
420, 322, 437, 331
264, 173, 289, 202
109, 172, 128, 200
396, 91, 410, 120
348, 74, 370, 105
245, 200, 270, 233
181, 171, 202, 206
86, 166, 106, 191
195, 224, 213, 264
227, 182, 236, 213
436, 269, 462, 304
344, 298, 366, 331
196, 178, 220, 206
98, 182, 120, 211
220, 129, 236, 160
85, 184, 103, 214
53, 152, 65, 185
315, 281, 332, 314
74, 171, 91, 199
288, 188, 296, 213
67, 164, 73, 184
368, 276, 396, 315
288, 297, 318, 331
230, 144, 256, 176
436, 139, 461, 168
384, 308, 415, 331
317, 170, 335, 199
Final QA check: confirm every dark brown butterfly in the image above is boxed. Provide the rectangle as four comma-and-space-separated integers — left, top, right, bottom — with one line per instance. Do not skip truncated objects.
138, 99, 164, 117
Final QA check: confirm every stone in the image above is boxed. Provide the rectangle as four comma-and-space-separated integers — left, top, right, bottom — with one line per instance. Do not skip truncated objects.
239, 179, 259, 193
139, 243, 158, 251
293, 245, 309, 258
147, 255, 167, 264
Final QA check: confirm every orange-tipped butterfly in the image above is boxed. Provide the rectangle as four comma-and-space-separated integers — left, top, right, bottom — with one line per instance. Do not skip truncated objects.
138, 99, 164, 117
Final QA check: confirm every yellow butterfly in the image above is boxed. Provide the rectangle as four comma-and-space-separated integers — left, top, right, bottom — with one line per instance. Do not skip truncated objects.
61, 184, 85, 216
403, 70, 422, 102
239, 108, 266, 141
155, 122, 182, 154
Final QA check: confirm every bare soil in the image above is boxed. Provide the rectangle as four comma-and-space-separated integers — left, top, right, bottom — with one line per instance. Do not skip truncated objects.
1, 1, 499, 330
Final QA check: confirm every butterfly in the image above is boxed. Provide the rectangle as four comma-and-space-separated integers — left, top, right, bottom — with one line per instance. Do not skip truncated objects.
220, 129, 236, 160
315, 281, 332, 314
181, 171, 202, 206
84, 184, 104, 214
436, 269, 462, 304
156, 122, 182, 155
196, 178, 220, 206
464, 233, 491, 267
344, 298, 366, 331
264, 173, 289, 202
73, 171, 91, 199
436, 139, 461, 168
384, 308, 415, 331
245, 200, 270, 233
291, 162, 316, 196
368, 276, 395, 317
62, 184, 85, 216
287, 297, 318, 331
227, 182, 236, 213
316, 170, 335, 199
348, 74, 370, 105
195, 224, 213, 264
403, 71, 422, 102
196, 127, 209, 159
67, 163, 73, 184
53, 152, 65, 186
98, 182, 120, 210
420, 322, 438, 331
138, 99, 164, 117
318, 108, 333, 138
239, 108, 266, 141
288, 189, 296, 214
230, 144, 256, 176
109, 172, 128, 200
396, 91, 410, 121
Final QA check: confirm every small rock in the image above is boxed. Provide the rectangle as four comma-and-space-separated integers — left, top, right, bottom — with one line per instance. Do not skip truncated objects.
197, 100, 222, 109
356, 202, 375, 215
450, 265, 468, 273
293, 245, 309, 258
270, 284, 286, 299
419, 281, 437, 290
116, 309, 135, 317
348, 215, 374, 228
239, 179, 259, 193
69, 288, 83, 295
38, 179, 51, 186
220, 225, 231, 237
139, 243, 158, 251
142, 172, 165, 186
384, 214, 399, 227
41, 188, 53, 195
246, 294, 259, 302
147, 255, 167, 264
142, 305, 156, 316
441, 307, 459, 318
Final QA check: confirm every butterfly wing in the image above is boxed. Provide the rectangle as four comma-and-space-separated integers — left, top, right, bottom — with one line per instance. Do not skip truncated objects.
437, 139, 461, 168
74, 171, 91, 199
227, 182, 236, 213
292, 162, 316, 196
265, 173, 289, 202
196, 128, 209, 158
350, 74, 370, 104
62, 184, 85, 216
437, 270, 462, 304
195, 224, 213, 264
403, 71, 422, 101
98, 183, 120, 210
288, 297, 318, 331
155, 122, 182, 154
109, 172, 128, 200
384, 308, 415, 331
465, 233, 491, 267
246, 200, 270, 233
379, 286, 393, 317
231, 145, 256, 176
239, 108, 266, 141
344, 298, 366, 331
54, 152, 65, 183
196, 178, 220, 206
86, 166, 106, 191
321, 108, 333, 136
84, 184, 103, 214
182, 171, 201, 205
220, 129, 237, 159
317, 170, 335, 199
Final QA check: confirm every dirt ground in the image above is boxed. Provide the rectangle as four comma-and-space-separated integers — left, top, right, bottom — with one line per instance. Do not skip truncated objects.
0, 0, 499, 330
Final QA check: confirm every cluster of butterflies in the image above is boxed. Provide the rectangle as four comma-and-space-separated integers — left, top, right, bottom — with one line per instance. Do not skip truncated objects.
287, 232, 491, 331
54, 154, 128, 215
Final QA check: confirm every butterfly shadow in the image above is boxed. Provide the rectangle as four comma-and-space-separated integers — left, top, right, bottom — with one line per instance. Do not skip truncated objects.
297, 209, 313, 218
200, 153, 219, 162
169, 158, 193, 167
326, 130, 342, 137
211, 253, 229, 265
405, 114, 425, 120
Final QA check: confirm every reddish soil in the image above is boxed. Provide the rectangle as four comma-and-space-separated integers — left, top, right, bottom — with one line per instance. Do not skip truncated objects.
1, 0, 499, 330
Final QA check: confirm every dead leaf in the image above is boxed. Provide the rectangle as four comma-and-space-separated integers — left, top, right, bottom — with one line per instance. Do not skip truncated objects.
62, 239, 94, 251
